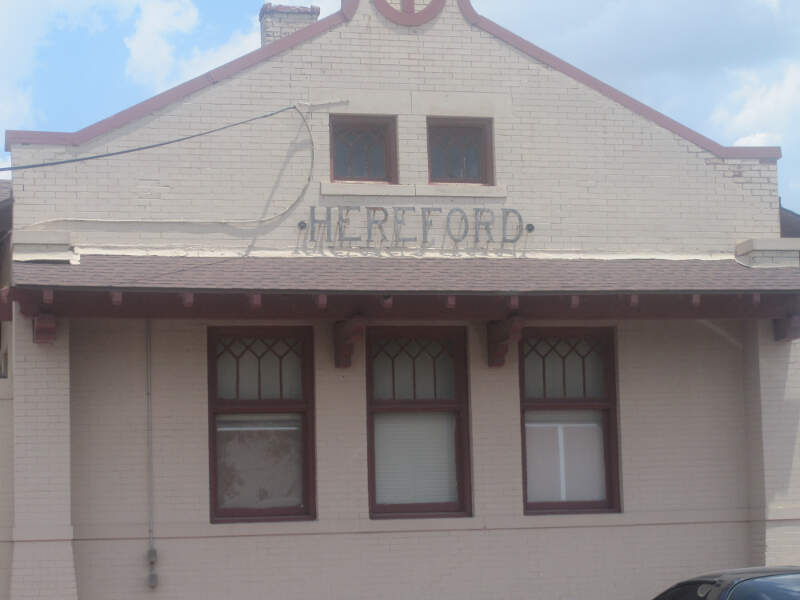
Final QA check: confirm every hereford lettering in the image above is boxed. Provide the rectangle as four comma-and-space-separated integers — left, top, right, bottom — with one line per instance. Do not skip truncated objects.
307, 206, 526, 247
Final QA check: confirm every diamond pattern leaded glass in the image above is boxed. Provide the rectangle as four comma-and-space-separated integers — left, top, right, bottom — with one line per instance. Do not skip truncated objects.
371, 337, 456, 401
521, 336, 607, 399
216, 336, 303, 401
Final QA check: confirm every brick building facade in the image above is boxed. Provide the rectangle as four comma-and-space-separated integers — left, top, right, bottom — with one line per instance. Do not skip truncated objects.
2, 1, 800, 598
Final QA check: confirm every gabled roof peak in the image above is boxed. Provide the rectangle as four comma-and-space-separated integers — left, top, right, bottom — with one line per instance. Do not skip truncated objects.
4, 0, 781, 160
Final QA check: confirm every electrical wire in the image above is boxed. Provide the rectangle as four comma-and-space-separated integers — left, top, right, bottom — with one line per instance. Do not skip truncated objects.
0, 105, 297, 173
19, 103, 318, 237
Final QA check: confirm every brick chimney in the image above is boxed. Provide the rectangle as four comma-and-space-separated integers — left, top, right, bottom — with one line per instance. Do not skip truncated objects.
259, 4, 321, 46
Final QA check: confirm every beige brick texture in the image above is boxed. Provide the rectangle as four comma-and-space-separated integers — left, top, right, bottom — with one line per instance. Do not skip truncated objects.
260, 9, 319, 46
62, 317, 753, 600
0, 396, 11, 600
8, 0, 779, 258
746, 320, 800, 566
2, 1, 793, 597
8, 308, 77, 600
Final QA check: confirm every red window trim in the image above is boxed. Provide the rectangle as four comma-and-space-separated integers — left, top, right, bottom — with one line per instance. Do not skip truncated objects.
518, 327, 621, 516
330, 114, 399, 184
427, 117, 495, 185
207, 326, 316, 524
366, 326, 473, 519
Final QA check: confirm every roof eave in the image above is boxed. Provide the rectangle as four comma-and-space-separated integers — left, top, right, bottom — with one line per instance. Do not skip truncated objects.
2, 0, 782, 161
4, 0, 358, 152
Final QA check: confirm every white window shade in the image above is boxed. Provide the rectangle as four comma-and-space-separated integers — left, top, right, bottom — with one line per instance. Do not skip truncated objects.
374, 412, 458, 505
525, 410, 606, 503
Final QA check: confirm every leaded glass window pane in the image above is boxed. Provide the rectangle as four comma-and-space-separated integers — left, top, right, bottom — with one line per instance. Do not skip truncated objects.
281, 350, 303, 400
259, 352, 281, 399
435, 352, 455, 400
522, 335, 610, 400
584, 349, 606, 399
217, 349, 237, 400
393, 352, 415, 400
373, 353, 394, 401
215, 336, 305, 402
524, 352, 544, 398
332, 118, 394, 182
239, 351, 260, 400
371, 337, 456, 401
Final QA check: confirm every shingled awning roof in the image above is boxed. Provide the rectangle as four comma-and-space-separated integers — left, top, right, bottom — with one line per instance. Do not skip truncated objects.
12, 255, 800, 294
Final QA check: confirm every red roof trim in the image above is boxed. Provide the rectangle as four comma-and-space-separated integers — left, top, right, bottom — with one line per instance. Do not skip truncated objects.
373, 0, 446, 26
4, 0, 781, 160
4, 1, 357, 151
455, 0, 780, 160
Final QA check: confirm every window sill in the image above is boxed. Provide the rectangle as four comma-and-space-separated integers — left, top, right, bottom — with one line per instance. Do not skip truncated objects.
211, 513, 316, 524
321, 181, 414, 196
524, 507, 620, 516
416, 183, 507, 198
370, 511, 472, 520
320, 181, 507, 199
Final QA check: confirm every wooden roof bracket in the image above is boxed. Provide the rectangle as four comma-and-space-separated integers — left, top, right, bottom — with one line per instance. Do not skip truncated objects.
334, 316, 367, 368
774, 315, 800, 342
33, 313, 58, 344
487, 315, 523, 367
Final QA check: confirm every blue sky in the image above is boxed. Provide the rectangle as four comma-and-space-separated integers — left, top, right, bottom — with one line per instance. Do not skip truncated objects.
1, 0, 799, 210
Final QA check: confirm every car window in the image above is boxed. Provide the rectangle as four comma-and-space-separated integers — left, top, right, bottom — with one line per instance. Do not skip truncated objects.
727, 575, 800, 600
655, 583, 716, 600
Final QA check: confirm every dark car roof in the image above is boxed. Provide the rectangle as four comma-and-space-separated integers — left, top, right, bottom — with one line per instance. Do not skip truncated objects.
690, 567, 800, 585
690, 567, 800, 581
655, 568, 800, 600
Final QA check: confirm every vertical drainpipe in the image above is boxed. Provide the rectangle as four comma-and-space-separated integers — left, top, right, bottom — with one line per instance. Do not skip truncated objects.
145, 319, 159, 589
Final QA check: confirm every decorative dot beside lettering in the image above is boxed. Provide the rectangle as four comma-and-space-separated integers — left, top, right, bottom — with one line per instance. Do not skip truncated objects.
526, 224, 535, 233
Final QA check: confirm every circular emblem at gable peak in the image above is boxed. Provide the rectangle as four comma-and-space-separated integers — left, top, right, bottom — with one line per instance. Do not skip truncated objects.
372, 0, 447, 26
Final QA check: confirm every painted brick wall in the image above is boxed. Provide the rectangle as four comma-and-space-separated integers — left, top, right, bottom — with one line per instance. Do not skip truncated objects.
747, 320, 800, 566
9, 0, 779, 257
0, 396, 11, 600
0, 328, 12, 599
9, 310, 78, 600
66, 317, 752, 600
260, 9, 320, 46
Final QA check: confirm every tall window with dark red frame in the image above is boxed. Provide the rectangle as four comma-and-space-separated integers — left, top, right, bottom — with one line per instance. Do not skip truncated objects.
519, 329, 620, 514
367, 328, 472, 519
208, 328, 315, 523
428, 117, 494, 185
330, 115, 398, 183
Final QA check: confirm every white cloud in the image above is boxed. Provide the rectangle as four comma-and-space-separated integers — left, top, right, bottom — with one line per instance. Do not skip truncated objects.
278, 0, 341, 17
754, 0, 780, 12
712, 62, 800, 146
0, 0, 272, 161
0, 1, 128, 179
124, 0, 199, 90
734, 132, 783, 146
171, 17, 260, 87
124, 0, 344, 93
